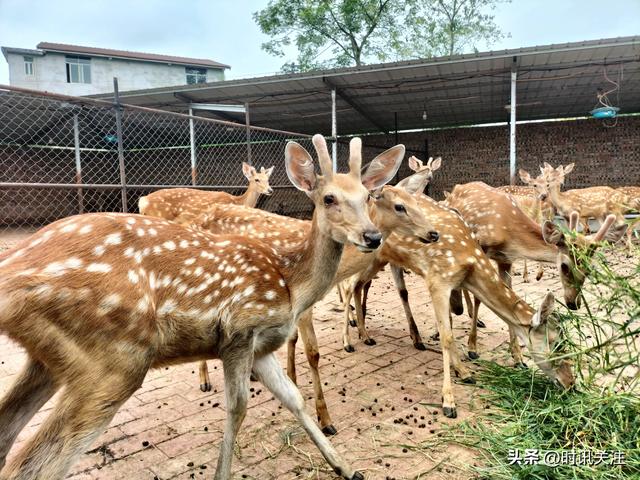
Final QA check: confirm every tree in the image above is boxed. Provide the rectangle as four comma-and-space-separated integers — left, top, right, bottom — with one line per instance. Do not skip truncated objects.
253, 0, 509, 72
253, 0, 406, 71
406, 0, 510, 57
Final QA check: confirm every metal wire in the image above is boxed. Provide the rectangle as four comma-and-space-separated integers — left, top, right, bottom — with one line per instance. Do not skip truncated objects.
0, 86, 392, 248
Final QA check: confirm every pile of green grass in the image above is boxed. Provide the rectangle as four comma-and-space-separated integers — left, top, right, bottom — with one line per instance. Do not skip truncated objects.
417, 242, 640, 479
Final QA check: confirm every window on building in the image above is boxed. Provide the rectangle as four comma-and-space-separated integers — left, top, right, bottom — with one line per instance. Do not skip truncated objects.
186, 67, 207, 84
65, 56, 91, 84
24, 56, 34, 76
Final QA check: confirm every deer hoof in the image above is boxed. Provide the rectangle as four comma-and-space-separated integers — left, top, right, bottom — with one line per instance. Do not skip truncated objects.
363, 338, 376, 346
322, 424, 338, 436
515, 362, 528, 369
351, 471, 365, 480
344, 344, 355, 353
349, 320, 357, 327
443, 406, 458, 418
200, 383, 212, 392
468, 351, 480, 360
476, 319, 486, 328
414, 342, 427, 351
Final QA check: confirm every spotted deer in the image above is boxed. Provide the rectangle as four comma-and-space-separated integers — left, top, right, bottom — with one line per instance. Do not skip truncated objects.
190, 157, 440, 434
496, 183, 554, 282
520, 163, 629, 234
138, 162, 274, 223
0, 135, 401, 480
616, 186, 640, 248
371, 193, 576, 417
338, 155, 442, 335
443, 181, 626, 363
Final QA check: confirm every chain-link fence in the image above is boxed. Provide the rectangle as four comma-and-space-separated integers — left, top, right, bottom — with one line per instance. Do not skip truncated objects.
1, 85, 407, 248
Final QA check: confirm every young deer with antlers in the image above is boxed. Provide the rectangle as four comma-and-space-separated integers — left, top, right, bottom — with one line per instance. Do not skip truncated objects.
444, 181, 626, 362
374, 193, 576, 417
0, 135, 399, 480
138, 162, 274, 223
190, 155, 440, 433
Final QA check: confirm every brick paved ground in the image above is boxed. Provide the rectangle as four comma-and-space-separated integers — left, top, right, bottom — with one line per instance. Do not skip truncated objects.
0, 247, 569, 480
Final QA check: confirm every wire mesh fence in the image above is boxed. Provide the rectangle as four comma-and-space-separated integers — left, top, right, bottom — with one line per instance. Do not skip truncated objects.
0, 85, 400, 248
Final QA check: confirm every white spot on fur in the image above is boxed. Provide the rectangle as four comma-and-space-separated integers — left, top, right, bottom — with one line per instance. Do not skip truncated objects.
87, 263, 112, 273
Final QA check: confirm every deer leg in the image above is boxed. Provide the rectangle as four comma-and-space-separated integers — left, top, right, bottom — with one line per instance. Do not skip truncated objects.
1, 369, 143, 480
361, 279, 372, 320
391, 265, 425, 350
337, 282, 356, 327
353, 281, 375, 346
286, 328, 299, 384
0, 359, 58, 470
536, 262, 544, 281
214, 345, 254, 480
199, 361, 212, 392
522, 259, 530, 283
253, 353, 361, 480
341, 285, 356, 353
297, 310, 335, 435
467, 296, 482, 360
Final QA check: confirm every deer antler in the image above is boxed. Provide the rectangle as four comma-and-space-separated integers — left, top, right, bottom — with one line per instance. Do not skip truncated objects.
312, 134, 333, 177
349, 137, 362, 177
569, 211, 579, 231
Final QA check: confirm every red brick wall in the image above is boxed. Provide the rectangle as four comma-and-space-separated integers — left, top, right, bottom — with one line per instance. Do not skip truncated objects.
363, 116, 640, 200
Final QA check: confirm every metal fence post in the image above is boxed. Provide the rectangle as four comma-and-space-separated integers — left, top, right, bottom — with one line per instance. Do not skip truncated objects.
189, 107, 197, 185
73, 114, 84, 214
113, 78, 128, 212
245, 102, 252, 165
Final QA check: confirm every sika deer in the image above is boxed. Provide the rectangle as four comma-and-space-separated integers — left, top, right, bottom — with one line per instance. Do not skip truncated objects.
0, 134, 399, 480
190, 158, 440, 433
375, 193, 575, 417
138, 162, 274, 223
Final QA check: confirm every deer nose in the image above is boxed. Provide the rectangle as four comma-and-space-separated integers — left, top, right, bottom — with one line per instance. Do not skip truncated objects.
566, 300, 578, 310
267, 187, 273, 195
425, 231, 439, 243
362, 231, 382, 249
540, 193, 548, 201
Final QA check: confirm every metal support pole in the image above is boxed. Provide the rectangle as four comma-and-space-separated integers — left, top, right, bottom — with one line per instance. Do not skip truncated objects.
189, 107, 197, 185
394, 112, 399, 182
73, 114, 84, 214
331, 89, 337, 172
113, 77, 128, 212
245, 102, 252, 166
509, 68, 517, 185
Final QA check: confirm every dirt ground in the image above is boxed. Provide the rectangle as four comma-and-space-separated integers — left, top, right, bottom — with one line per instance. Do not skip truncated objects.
0, 231, 626, 479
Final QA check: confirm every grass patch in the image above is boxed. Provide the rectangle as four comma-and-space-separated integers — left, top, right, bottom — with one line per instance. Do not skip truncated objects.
416, 243, 640, 479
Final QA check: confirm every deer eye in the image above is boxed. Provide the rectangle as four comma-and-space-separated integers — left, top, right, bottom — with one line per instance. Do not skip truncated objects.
394, 204, 406, 213
561, 263, 570, 275
324, 195, 335, 206
255, 179, 260, 182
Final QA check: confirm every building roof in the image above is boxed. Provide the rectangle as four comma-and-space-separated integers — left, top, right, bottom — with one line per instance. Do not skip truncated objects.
1, 47, 44, 60
32, 42, 230, 69
93, 36, 640, 135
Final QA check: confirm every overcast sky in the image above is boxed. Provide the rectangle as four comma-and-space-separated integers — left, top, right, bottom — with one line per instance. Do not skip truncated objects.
0, 0, 639, 84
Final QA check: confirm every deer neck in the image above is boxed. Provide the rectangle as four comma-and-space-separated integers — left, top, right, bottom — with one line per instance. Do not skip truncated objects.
281, 211, 344, 317
239, 181, 260, 207
509, 218, 559, 264
548, 184, 572, 216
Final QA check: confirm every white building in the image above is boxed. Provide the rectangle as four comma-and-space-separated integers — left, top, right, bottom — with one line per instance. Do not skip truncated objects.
1, 42, 230, 95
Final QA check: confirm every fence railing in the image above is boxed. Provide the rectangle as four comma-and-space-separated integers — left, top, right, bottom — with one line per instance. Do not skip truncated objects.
1, 85, 404, 247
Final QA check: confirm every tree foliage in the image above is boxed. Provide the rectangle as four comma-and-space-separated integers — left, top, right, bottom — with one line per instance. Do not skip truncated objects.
254, 0, 510, 72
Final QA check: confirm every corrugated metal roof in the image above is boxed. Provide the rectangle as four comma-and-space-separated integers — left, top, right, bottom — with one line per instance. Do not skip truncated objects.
35, 42, 230, 69
94, 36, 640, 134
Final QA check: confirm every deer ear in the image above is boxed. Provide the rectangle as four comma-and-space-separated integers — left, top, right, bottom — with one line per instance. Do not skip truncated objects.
408, 156, 421, 172
542, 221, 565, 246
603, 222, 628, 244
563, 163, 575, 175
430, 157, 442, 171
242, 162, 256, 180
285, 142, 316, 193
397, 174, 423, 195
532, 292, 555, 329
361, 145, 404, 191
519, 169, 532, 184
265, 166, 275, 177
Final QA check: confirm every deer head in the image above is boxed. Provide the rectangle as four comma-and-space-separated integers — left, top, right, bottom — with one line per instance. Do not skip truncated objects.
395, 156, 442, 195
243, 162, 274, 195
286, 135, 402, 252
525, 292, 575, 389
372, 185, 440, 244
542, 212, 627, 309
520, 163, 573, 201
